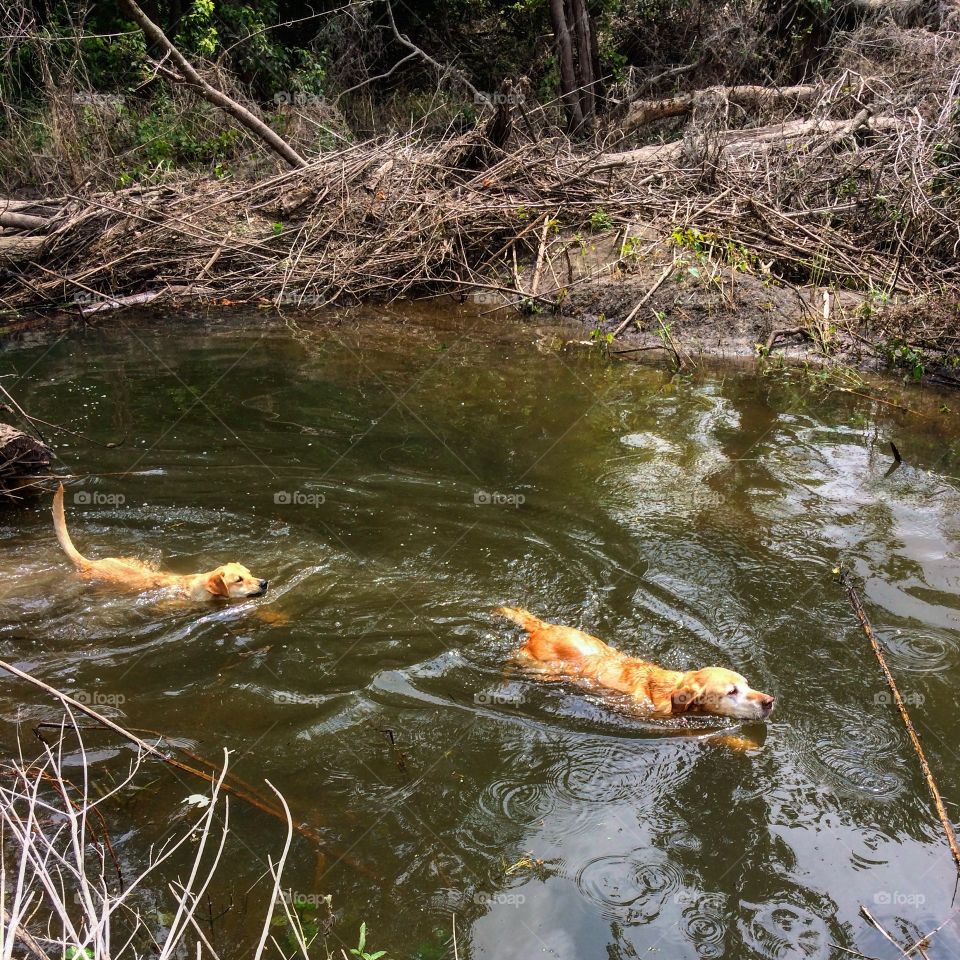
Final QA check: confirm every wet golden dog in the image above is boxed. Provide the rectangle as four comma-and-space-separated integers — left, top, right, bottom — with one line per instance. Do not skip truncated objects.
496, 607, 775, 721
53, 483, 268, 602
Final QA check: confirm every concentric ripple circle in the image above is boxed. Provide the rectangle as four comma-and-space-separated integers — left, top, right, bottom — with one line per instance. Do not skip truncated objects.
679, 892, 727, 959
477, 776, 557, 824
576, 849, 683, 924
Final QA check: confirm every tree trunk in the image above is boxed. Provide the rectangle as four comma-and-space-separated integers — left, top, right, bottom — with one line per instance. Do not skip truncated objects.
549, 0, 585, 133
570, 0, 597, 121
549, 0, 599, 134
597, 113, 900, 169
0, 211, 49, 231
620, 84, 821, 135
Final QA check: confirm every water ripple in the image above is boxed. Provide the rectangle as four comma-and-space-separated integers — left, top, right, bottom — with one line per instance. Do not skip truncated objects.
679, 892, 727, 959
553, 739, 689, 804
796, 706, 907, 799
576, 849, 683, 924
478, 777, 557, 825
879, 627, 957, 674
738, 898, 832, 959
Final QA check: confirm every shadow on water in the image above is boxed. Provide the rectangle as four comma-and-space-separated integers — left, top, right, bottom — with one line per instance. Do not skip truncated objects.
2, 307, 960, 958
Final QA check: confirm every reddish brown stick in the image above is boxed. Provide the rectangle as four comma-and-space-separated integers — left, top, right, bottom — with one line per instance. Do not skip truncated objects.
0, 658, 378, 878
842, 571, 960, 872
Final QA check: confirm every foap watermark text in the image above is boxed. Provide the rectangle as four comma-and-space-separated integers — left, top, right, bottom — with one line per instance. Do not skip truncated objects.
474, 490, 524, 508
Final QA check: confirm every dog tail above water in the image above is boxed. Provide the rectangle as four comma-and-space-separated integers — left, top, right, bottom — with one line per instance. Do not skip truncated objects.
53, 483, 88, 567
494, 606, 545, 634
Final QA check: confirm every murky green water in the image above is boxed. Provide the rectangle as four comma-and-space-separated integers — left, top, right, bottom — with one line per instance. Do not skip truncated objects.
3, 309, 960, 959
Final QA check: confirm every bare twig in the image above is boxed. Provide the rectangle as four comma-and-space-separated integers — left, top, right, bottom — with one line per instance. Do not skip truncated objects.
0, 657, 339, 855
383, 0, 483, 102
612, 262, 673, 338
841, 569, 960, 872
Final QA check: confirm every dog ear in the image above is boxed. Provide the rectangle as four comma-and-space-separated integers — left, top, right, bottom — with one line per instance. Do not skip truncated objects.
671, 676, 704, 715
205, 572, 229, 597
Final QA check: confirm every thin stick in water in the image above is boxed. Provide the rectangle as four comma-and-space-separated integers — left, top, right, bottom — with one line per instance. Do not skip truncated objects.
841, 569, 960, 872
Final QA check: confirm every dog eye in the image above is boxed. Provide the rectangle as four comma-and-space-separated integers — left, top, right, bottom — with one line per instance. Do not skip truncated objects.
727, 685, 739, 696
235, 576, 243, 583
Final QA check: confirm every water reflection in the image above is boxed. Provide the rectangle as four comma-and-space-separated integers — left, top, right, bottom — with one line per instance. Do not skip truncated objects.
1, 313, 959, 958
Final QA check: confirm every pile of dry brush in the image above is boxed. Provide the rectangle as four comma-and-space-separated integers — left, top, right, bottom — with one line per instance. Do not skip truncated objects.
1, 24, 958, 337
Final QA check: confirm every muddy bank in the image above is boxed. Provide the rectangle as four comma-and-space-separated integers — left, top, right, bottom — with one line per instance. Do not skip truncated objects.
555, 235, 960, 389
1, 130, 958, 388
3, 12, 960, 387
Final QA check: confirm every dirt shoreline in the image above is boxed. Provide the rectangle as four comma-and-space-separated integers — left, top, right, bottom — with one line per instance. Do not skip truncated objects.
1, 117, 958, 398
552, 237, 960, 390
1, 186, 957, 390
2, 257, 957, 401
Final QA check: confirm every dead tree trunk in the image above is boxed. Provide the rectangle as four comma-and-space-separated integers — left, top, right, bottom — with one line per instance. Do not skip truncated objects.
596, 112, 900, 169
549, 0, 598, 134
550, 0, 583, 133
0, 211, 49, 231
119, 0, 308, 169
457, 78, 517, 170
571, 0, 597, 121
620, 84, 821, 136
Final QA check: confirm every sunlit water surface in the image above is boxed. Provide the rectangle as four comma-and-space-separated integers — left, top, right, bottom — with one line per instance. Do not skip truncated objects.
2, 308, 960, 959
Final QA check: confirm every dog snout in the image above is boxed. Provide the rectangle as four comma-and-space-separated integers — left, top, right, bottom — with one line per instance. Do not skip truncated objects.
259, 579, 269, 592
759, 694, 775, 714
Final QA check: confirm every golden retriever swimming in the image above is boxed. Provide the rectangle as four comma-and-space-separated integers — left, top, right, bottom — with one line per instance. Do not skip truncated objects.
53, 483, 268, 602
496, 607, 774, 721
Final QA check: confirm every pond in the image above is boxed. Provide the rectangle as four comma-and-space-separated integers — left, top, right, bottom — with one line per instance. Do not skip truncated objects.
2, 308, 960, 960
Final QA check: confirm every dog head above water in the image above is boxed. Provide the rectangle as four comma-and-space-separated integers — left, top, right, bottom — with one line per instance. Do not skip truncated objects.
203, 563, 269, 599
670, 667, 775, 721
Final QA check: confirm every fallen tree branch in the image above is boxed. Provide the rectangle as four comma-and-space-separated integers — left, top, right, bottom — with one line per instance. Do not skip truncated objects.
901, 906, 960, 957
0, 211, 49, 231
1, 907, 52, 960
612, 262, 673, 337
612, 344, 669, 355
841, 568, 960, 873
764, 326, 808, 354
77, 285, 209, 315
0, 424, 52, 499
597, 113, 901, 169
620, 83, 821, 134
384, 0, 484, 103
119, 0, 307, 169
807, 107, 872, 159
0, 656, 363, 866
859, 906, 913, 958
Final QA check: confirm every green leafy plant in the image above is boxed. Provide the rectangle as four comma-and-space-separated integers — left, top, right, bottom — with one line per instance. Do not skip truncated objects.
654, 310, 672, 346
518, 298, 543, 315
883, 338, 926, 381
351, 922, 387, 960
270, 892, 335, 954
589, 313, 613, 346
131, 96, 241, 173
176, 0, 219, 57
670, 226, 709, 253
670, 227, 757, 273
589, 208, 613, 231
621, 235, 645, 261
